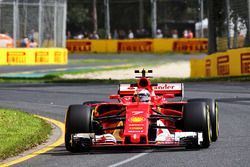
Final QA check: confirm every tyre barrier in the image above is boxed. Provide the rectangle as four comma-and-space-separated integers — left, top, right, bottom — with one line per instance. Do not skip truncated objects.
0, 48, 68, 65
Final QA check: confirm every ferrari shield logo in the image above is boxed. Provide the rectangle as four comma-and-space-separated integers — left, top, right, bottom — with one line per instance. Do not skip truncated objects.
129, 117, 145, 123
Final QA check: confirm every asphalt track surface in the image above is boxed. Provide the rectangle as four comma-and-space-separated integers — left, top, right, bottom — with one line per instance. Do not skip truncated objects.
1, 82, 250, 167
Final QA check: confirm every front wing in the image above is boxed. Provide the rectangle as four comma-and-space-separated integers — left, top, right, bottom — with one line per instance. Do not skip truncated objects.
70, 132, 203, 148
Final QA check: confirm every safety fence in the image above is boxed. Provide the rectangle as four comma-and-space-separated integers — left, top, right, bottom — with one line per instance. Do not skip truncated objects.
0, 0, 67, 48
208, 0, 250, 53
191, 47, 250, 78
0, 48, 67, 65
66, 38, 208, 54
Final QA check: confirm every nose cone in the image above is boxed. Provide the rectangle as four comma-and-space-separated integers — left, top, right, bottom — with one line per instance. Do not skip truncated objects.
123, 103, 150, 144
131, 134, 141, 143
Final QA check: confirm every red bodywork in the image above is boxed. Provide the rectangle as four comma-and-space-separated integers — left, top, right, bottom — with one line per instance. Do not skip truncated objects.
124, 103, 150, 144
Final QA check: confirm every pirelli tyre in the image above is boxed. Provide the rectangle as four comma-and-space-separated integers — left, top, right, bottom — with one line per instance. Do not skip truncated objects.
83, 101, 106, 105
187, 98, 219, 142
183, 102, 212, 148
65, 104, 92, 152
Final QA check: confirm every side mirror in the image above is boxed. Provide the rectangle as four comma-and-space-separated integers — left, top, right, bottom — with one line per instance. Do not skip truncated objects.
163, 94, 175, 98
109, 95, 120, 99
134, 70, 140, 73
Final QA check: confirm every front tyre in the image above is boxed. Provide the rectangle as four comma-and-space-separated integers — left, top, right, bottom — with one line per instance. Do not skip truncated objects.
183, 102, 212, 148
188, 98, 219, 141
65, 104, 92, 152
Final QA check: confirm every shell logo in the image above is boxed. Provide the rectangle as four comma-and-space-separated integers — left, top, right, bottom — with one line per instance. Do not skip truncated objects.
129, 117, 145, 123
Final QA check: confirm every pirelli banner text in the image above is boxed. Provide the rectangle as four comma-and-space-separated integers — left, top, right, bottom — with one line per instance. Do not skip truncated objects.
190, 48, 250, 78
0, 48, 68, 65
66, 38, 208, 53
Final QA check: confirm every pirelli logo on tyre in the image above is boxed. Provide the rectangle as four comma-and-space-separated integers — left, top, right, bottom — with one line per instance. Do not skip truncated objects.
217, 55, 230, 76
118, 41, 152, 52
205, 59, 211, 77
241, 53, 250, 74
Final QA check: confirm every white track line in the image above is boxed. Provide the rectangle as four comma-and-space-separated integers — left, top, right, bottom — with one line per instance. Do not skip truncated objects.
108, 152, 149, 167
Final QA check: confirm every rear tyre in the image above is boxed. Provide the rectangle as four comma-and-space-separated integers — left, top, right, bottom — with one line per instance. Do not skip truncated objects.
183, 102, 212, 148
188, 98, 219, 141
65, 104, 92, 152
83, 101, 106, 106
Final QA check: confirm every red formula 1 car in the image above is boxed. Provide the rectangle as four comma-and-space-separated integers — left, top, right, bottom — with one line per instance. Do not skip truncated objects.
65, 69, 219, 152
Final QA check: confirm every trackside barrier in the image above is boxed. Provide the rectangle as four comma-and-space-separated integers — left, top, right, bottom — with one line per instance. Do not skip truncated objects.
190, 48, 250, 78
66, 40, 117, 53
117, 39, 153, 53
66, 38, 208, 53
0, 48, 68, 65
172, 38, 208, 53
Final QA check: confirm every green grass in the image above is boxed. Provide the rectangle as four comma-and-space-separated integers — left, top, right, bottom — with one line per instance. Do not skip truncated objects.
2, 60, 250, 84
0, 108, 52, 160
48, 75, 250, 84
44, 64, 139, 76
2, 74, 250, 84
69, 58, 130, 64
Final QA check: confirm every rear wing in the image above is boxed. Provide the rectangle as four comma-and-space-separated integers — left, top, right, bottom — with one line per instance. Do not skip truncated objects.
118, 83, 184, 98
118, 84, 136, 96
153, 83, 184, 97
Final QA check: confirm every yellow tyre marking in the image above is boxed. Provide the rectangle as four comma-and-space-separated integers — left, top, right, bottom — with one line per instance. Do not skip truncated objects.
207, 108, 212, 144
0, 115, 65, 167
216, 102, 219, 137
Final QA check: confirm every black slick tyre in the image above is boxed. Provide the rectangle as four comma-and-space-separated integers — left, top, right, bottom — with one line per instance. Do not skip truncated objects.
188, 98, 219, 141
65, 104, 92, 152
83, 101, 106, 105
183, 102, 212, 148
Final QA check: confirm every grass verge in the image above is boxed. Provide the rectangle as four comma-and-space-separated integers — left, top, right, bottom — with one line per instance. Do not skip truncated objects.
44, 64, 139, 76
2, 74, 250, 84
69, 58, 130, 64
49, 75, 250, 84
0, 108, 52, 160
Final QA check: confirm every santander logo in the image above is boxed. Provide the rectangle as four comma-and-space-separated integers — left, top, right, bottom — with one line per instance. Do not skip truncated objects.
154, 84, 175, 90
132, 111, 144, 115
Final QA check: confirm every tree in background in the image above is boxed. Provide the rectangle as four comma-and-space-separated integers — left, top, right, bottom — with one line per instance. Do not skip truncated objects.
67, 0, 203, 38
67, 1, 91, 37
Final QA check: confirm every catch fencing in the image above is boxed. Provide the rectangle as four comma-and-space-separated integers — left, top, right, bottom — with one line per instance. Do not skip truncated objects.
0, 0, 67, 48
67, 0, 201, 40
209, 0, 250, 53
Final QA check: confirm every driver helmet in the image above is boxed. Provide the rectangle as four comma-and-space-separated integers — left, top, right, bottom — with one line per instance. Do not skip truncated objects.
137, 89, 150, 102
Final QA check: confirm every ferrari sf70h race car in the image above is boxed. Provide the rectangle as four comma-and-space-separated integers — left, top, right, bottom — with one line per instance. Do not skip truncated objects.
65, 69, 219, 152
